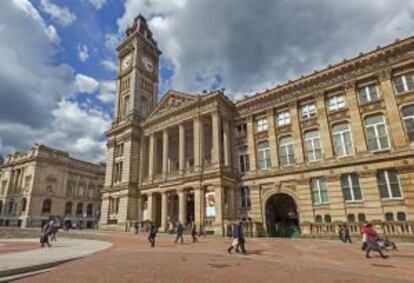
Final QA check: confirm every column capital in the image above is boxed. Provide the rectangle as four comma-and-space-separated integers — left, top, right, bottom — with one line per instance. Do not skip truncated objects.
313, 90, 325, 100
377, 68, 392, 82
288, 100, 298, 109
344, 81, 356, 92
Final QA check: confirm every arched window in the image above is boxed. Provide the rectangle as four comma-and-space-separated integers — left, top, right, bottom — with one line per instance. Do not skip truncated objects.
87, 203, 93, 217
21, 198, 27, 212
401, 105, 414, 142
315, 215, 322, 223
332, 123, 353, 156
364, 114, 389, 150
42, 199, 52, 214
324, 214, 332, 223
8, 199, 15, 214
279, 136, 295, 166
385, 212, 394, 222
357, 213, 366, 223
76, 203, 83, 215
257, 141, 271, 169
304, 130, 322, 161
65, 202, 72, 215
397, 212, 406, 221
347, 214, 355, 223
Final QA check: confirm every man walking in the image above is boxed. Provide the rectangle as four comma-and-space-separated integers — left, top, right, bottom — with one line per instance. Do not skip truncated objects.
343, 225, 352, 243
236, 219, 247, 254
191, 222, 198, 243
227, 221, 240, 254
148, 222, 157, 247
40, 220, 53, 248
175, 221, 184, 244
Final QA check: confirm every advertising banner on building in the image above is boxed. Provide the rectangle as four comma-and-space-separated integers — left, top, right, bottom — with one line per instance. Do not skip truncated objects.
205, 191, 216, 217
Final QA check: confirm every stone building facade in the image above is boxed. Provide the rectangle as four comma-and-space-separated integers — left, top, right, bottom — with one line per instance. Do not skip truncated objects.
100, 15, 414, 237
0, 144, 105, 228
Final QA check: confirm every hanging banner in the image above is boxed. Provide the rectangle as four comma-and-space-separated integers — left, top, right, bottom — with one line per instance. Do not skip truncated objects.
205, 190, 216, 217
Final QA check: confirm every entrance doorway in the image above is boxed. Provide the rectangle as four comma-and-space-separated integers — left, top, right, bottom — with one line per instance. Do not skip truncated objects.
186, 192, 194, 224
265, 193, 300, 238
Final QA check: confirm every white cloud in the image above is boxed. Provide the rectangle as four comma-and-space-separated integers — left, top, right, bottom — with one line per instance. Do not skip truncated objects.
77, 44, 89, 62
75, 74, 99, 93
101, 59, 117, 72
88, 0, 106, 10
117, 0, 414, 99
98, 80, 116, 103
12, 0, 59, 43
39, 0, 77, 27
104, 33, 122, 50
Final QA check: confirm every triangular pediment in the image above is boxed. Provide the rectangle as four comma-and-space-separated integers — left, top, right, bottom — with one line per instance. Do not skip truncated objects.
147, 90, 197, 120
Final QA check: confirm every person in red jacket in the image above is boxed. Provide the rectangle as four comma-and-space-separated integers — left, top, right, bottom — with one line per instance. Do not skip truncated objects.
362, 223, 388, 259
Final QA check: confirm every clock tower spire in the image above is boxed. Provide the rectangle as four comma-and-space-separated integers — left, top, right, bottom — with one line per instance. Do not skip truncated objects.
100, 14, 161, 229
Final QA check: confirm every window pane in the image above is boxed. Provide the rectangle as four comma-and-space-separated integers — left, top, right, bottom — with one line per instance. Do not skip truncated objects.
406, 74, 414, 91
393, 76, 405, 93
358, 213, 366, 222
377, 171, 389, 198
397, 212, 406, 221
341, 175, 352, 201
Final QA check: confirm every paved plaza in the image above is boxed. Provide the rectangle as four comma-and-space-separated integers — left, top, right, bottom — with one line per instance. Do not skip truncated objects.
2, 231, 414, 283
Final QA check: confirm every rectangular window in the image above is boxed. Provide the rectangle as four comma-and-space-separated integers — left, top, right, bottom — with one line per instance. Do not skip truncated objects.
240, 186, 251, 208
358, 84, 379, 104
311, 178, 329, 204
327, 95, 346, 111
304, 130, 322, 161
279, 136, 295, 166
332, 123, 354, 156
402, 105, 414, 142
364, 115, 390, 150
277, 110, 290, 126
257, 141, 271, 169
341, 174, 362, 201
256, 117, 268, 132
239, 147, 250, 173
301, 103, 316, 120
377, 170, 402, 199
237, 123, 247, 137
393, 72, 414, 94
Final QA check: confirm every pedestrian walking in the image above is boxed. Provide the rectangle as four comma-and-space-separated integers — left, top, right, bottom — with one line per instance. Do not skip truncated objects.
50, 221, 58, 242
362, 223, 388, 259
175, 221, 184, 244
40, 220, 53, 248
343, 225, 352, 243
198, 224, 206, 238
338, 226, 345, 242
148, 222, 157, 247
361, 222, 368, 251
236, 220, 247, 254
134, 222, 139, 234
227, 221, 240, 254
191, 222, 198, 243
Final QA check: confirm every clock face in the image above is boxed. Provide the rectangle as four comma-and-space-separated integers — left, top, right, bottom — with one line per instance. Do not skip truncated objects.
121, 54, 132, 71
141, 56, 154, 72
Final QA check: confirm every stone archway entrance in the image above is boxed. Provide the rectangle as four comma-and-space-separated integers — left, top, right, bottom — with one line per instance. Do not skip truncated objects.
265, 193, 300, 238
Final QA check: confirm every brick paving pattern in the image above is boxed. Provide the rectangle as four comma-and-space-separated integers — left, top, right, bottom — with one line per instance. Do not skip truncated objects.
14, 232, 414, 283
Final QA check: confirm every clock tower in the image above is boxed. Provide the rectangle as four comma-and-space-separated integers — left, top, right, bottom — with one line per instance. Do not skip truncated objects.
100, 14, 161, 229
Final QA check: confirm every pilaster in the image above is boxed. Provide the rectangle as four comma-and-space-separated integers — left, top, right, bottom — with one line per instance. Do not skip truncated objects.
290, 101, 304, 163
315, 92, 333, 159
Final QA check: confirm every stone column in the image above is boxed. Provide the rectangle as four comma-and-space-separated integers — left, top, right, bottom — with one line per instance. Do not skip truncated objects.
345, 83, 367, 153
296, 179, 313, 235
214, 185, 224, 235
178, 190, 186, 224
147, 193, 154, 222
222, 119, 231, 167
162, 129, 169, 177
161, 192, 168, 231
193, 117, 204, 170
211, 112, 222, 167
378, 69, 407, 148
227, 187, 235, 220
246, 115, 257, 171
359, 171, 383, 221
315, 92, 334, 159
148, 134, 155, 180
326, 175, 346, 222
179, 123, 186, 174
290, 101, 305, 163
267, 109, 279, 168
194, 187, 202, 226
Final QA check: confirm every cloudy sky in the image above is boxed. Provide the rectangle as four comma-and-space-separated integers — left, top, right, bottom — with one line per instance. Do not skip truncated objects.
0, 0, 413, 163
